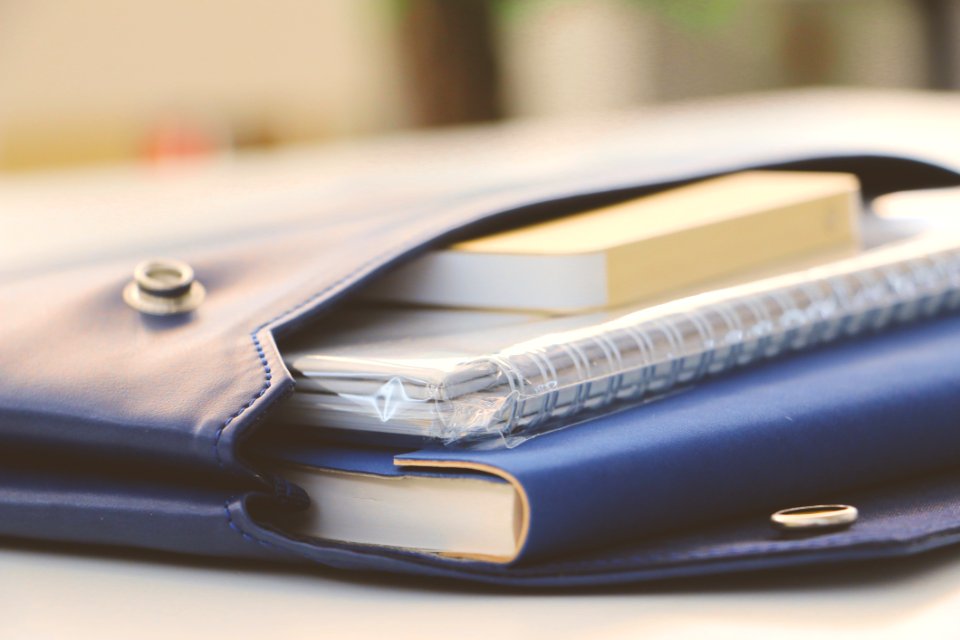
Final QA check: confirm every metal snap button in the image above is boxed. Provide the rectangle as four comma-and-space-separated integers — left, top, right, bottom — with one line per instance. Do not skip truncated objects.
771, 504, 858, 531
123, 258, 205, 315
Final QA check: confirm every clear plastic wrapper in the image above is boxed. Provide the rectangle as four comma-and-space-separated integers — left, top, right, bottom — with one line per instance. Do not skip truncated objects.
279, 232, 960, 446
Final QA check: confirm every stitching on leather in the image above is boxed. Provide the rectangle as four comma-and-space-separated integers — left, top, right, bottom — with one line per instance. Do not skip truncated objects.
210, 242, 427, 469
499, 520, 960, 576
212, 332, 273, 468
223, 499, 278, 550
542, 532, 914, 570
216, 478, 960, 577
211, 226, 507, 552
210, 189, 596, 468
209, 201, 592, 546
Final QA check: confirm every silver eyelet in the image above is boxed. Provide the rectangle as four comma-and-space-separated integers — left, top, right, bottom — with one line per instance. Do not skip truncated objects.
123, 258, 205, 316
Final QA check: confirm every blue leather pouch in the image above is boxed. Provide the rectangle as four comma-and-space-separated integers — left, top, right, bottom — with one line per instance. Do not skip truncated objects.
4, 92, 960, 586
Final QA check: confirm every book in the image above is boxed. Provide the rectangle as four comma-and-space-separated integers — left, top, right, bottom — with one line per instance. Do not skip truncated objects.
365, 171, 861, 313
280, 231, 960, 444
264, 310, 960, 563
276, 446, 519, 561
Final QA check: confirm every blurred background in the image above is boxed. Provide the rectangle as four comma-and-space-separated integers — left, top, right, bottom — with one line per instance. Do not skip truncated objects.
0, 0, 957, 172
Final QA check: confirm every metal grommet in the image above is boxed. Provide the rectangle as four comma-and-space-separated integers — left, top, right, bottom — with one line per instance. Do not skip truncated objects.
123, 258, 205, 316
771, 504, 858, 532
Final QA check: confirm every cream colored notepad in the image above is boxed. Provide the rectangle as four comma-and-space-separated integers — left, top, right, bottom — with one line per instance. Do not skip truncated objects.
367, 171, 861, 313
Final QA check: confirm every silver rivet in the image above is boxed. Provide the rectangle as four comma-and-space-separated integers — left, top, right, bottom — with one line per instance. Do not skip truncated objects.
771, 504, 858, 531
123, 258, 205, 315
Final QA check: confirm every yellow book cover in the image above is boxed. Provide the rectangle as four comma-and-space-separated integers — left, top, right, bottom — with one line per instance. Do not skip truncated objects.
370, 171, 861, 312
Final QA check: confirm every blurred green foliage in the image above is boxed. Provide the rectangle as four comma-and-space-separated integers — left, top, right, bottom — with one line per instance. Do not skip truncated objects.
493, 0, 742, 31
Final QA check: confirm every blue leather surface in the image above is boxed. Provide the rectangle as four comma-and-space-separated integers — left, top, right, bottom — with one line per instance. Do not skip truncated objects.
5, 92, 960, 585
235, 469, 960, 586
0, 458, 271, 560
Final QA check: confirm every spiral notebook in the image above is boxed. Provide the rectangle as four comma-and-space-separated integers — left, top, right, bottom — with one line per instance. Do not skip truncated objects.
277, 229, 960, 445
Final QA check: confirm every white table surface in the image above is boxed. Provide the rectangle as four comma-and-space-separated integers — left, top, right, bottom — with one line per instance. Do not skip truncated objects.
4, 540, 960, 639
